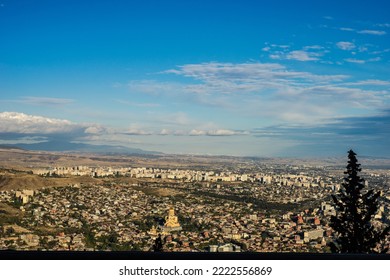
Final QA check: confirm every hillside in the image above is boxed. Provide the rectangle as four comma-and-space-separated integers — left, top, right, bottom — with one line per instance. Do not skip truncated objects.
0, 171, 101, 191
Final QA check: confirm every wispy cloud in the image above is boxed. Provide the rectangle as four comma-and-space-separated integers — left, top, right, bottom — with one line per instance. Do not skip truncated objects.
115, 99, 161, 108
264, 45, 324, 62
339, 27, 355, 32
128, 80, 183, 96
368, 57, 381, 62
270, 44, 290, 49
338, 26, 387, 36
77, 133, 142, 146
189, 129, 248, 136
303, 45, 324, 50
286, 50, 321, 61
345, 58, 366, 64
160, 61, 390, 126
84, 125, 108, 135
377, 23, 390, 28
0, 136, 49, 145
160, 112, 192, 126
344, 79, 390, 86
165, 62, 348, 87
5, 96, 75, 106
269, 54, 281, 60
358, 29, 386, 35
254, 109, 390, 141
336, 41, 356, 50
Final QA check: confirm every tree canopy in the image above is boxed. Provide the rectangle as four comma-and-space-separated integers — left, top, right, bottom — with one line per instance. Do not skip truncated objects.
330, 150, 389, 253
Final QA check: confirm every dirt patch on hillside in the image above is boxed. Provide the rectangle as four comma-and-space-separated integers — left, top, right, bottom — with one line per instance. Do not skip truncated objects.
0, 173, 102, 191
0, 202, 19, 216
3, 224, 30, 233
132, 185, 181, 197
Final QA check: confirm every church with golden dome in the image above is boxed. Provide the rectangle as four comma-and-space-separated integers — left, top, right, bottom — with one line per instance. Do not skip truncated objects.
160, 206, 182, 233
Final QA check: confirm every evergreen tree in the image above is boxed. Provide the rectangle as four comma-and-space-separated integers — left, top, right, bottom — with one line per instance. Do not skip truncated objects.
330, 150, 389, 253
152, 234, 164, 252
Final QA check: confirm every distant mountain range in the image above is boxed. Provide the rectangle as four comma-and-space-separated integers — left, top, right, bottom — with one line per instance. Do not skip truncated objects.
0, 144, 26, 150
0, 141, 162, 155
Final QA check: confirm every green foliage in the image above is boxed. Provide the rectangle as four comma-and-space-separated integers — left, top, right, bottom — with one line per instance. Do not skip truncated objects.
152, 234, 164, 252
133, 216, 155, 231
82, 224, 96, 249
191, 189, 313, 213
96, 231, 120, 250
13, 199, 23, 208
330, 150, 390, 253
64, 227, 82, 235
6, 227, 15, 235
47, 240, 58, 249
0, 215, 20, 225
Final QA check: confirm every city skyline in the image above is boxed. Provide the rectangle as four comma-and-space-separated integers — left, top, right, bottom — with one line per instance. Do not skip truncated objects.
0, 0, 389, 157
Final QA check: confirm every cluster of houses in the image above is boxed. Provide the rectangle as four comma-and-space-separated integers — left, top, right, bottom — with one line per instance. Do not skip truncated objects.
0, 164, 388, 252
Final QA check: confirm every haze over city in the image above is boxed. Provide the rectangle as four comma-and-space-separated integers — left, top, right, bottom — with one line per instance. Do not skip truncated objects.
0, 0, 389, 157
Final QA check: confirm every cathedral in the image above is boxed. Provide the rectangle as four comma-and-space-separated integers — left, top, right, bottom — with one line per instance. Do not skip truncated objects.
160, 206, 182, 233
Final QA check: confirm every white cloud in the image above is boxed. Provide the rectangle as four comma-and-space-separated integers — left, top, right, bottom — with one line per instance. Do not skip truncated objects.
377, 23, 390, 28
339, 26, 387, 35
0, 112, 79, 134
358, 46, 368, 52
368, 57, 381, 62
303, 45, 324, 50
371, 48, 390, 55
176, 128, 251, 137
12, 96, 74, 106
131, 61, 387, 128
345, 58, 366, 64
161, 61, 362, 124
206, 129, 238, 136
270, 44, 290, 49
269, 54, 281, 59
345, 79, 390, 86
124, 125, 153, 135
0, 136, 48, 145
159, 129, 171, 135
84, 126, 108, 135
166, 62, 347, 87
266, 45, 324, 62
336, 41, 356, 50
358, 29, 386, 35
286, 50, 320, 61
173, 130, 187, 136
188, 129, 248, 136
189, 129, 206, 136
339, 27, 355, 32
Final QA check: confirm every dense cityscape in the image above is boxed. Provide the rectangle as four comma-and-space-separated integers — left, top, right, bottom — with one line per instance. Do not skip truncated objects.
1, 4, 389, 280
1, 160, 389, 252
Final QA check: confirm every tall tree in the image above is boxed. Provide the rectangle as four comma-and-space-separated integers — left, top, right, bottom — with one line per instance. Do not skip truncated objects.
152, 234, 164, 252
330, 150, 389, 253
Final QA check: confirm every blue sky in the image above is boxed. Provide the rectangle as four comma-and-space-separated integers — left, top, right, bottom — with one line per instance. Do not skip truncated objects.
0, 0, 389, 157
